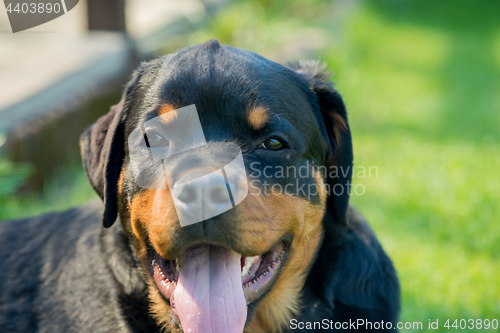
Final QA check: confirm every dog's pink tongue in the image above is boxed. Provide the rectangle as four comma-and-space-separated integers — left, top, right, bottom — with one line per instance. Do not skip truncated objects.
173, 245, 247, 333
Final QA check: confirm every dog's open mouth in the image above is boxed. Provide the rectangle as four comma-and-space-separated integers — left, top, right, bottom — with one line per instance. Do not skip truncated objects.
150, 240, 289, 332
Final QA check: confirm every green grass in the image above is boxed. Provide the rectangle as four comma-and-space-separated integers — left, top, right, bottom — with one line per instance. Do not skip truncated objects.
2, 0, 499, 330
333, 1, 500, 328
0, 158, 97, 220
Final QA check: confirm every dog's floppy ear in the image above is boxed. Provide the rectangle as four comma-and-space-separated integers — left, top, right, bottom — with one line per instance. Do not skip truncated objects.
287, 61, 353, 226
80, 68, 143, 228
80, 102, 124, 228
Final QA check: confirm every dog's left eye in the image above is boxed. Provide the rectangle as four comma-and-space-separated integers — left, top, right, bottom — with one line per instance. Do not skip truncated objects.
143, 131, 168, 148
258, 138, 285, 151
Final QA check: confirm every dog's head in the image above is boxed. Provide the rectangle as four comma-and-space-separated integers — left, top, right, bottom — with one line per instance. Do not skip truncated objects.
80, 40, 352, 333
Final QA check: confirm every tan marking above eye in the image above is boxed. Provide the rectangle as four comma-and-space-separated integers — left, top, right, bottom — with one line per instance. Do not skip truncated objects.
157, 103, 180, 123
247, 106, 270, 131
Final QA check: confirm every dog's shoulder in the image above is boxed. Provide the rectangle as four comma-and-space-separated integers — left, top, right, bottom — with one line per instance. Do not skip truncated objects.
0, 200, 138, 332
0, 200, 103, 292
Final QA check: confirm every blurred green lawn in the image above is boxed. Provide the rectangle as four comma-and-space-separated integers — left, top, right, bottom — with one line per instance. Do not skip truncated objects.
0, 161, 96, 219
328, 0, 500, 327
1, 0, 499, 331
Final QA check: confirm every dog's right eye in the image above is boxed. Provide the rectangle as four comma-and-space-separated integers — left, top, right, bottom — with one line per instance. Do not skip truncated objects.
257, 138, 286, 151
143, 131, 168, 148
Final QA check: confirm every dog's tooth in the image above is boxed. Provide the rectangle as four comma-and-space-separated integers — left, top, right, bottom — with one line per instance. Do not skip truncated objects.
241, 265, 250, 277
241, 255, 257, 277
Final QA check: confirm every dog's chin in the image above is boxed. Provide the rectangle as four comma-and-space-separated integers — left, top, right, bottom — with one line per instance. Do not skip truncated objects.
148, 238, 290, 331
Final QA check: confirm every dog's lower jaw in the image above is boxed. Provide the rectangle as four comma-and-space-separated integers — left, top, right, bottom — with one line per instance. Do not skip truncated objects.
247, 236, 322, 333
147, 282, 181, 333
246, 277, 305, 333
127, 219, 324, 332
145, 234, 319, 333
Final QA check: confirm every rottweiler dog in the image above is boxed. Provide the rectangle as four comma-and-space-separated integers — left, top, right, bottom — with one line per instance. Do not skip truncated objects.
0, 40, 399, 332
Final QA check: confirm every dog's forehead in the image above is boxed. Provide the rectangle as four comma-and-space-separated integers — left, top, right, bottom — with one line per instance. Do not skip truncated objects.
156, 40, 297, 97
132, 41, 319, 132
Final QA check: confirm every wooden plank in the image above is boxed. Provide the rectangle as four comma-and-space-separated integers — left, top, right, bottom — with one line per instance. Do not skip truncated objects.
87, 0, 126, 31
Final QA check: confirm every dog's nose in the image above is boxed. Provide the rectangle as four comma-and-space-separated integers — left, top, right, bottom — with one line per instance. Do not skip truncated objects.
176, 179, 229, 205
171, 170, 234, 226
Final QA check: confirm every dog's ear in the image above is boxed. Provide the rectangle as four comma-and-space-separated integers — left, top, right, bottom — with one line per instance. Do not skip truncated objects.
80, 68, 143, 228
287, 61, 353, 226
80, 102, 124, 228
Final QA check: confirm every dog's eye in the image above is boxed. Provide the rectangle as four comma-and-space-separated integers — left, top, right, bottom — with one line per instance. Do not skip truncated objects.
143, 131, 168, 148
258, 138, 285, 151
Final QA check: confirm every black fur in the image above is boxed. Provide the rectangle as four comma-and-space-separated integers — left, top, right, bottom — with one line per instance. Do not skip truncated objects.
286, 60, 353, 226
0, 40, 399, 332
0, 201, 157, 332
